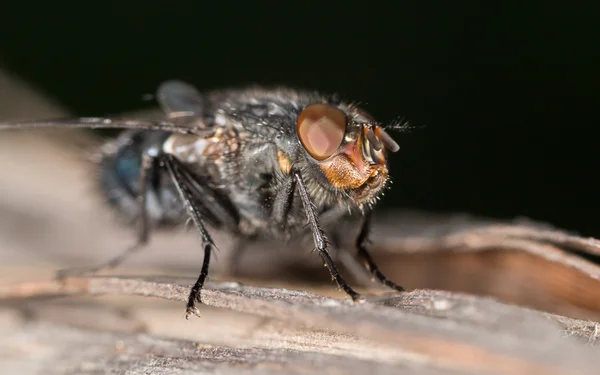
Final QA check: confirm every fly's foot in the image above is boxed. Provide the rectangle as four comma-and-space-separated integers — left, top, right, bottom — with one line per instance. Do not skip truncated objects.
185, 305, 201, 320
185, 287, 204, 319
351, 293, 367, 304
385, 280, 405, 293
185, 292, 202, 319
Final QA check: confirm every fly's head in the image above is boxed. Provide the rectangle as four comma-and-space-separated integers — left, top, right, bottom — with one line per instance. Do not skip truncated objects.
291, 101, 400, 209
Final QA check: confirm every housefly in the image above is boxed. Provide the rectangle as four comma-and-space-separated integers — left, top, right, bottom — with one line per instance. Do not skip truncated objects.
0, 81, 404, 318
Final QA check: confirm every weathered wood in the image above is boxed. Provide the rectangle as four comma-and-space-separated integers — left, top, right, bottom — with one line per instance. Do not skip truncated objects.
1, 318, 464, 375
2, 276, 600, 375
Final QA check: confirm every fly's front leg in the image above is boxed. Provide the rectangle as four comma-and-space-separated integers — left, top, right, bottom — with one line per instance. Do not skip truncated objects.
356, 211, 405, 292
56, 153, 154, 278
291, 171, 362, 301
161, 154, 215, 319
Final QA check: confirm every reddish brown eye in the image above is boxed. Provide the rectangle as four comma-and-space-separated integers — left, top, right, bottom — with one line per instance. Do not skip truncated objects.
297, 104, 346, 160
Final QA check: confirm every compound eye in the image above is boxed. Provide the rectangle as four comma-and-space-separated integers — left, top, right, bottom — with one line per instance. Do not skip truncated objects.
297, 104, 346, 160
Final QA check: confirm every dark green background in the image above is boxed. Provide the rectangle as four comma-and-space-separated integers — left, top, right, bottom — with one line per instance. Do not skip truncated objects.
1, 2, 598, 236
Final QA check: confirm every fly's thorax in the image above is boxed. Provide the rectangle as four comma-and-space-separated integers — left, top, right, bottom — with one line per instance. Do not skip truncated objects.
205, 88, 400, 210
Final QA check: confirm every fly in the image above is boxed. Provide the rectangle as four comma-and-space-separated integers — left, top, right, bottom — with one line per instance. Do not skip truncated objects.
0, 81, 404, 318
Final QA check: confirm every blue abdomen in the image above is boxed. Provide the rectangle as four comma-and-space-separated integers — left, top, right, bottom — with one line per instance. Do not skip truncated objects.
100, 130, 185, 224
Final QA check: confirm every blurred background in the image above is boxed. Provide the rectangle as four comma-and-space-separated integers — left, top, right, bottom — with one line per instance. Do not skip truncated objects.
0, 2, 598, 237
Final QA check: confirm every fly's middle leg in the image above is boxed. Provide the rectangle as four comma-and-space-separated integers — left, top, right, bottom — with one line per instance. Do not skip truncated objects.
161, 154, 215, 319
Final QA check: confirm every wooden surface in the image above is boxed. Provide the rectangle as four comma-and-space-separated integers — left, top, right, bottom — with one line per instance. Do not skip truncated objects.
1, 276, 600, 375
1, 68, 600, 375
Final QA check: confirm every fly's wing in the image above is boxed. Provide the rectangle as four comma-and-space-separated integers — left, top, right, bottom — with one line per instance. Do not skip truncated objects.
0, 117, 204, 134
157, 80, 204, 118
0, 81, 209, 134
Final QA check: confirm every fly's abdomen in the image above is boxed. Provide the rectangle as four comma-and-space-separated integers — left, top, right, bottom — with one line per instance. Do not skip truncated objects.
100, 130, 185, 225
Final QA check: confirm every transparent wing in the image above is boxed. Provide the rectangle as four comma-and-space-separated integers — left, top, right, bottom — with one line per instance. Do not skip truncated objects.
157, 80, 204, 118
0, 81, 211, 133
0, 117, 202, 134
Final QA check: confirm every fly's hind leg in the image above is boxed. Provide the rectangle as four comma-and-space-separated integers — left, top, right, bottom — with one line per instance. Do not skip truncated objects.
56, 153, 155, 279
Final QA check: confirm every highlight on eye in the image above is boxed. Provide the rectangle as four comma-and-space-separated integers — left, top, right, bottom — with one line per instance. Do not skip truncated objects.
297, 104, 347, 160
